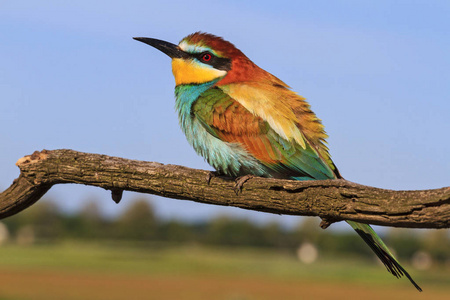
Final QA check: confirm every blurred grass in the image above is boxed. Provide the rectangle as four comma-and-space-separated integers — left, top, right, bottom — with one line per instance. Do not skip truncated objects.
0, 242, 448, 300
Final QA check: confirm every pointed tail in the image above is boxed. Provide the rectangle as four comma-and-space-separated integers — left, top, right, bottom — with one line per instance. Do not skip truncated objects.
347, 220, 422, 291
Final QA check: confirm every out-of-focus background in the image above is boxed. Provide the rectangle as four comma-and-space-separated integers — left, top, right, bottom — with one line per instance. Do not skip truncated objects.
0, 199, 449, 299
1, 1, 449, 299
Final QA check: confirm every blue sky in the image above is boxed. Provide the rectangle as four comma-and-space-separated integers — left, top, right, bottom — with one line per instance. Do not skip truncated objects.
1, 1, 449, 227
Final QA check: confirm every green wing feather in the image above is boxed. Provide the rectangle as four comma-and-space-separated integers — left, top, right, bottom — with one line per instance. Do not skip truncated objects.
192, 87, 337, 180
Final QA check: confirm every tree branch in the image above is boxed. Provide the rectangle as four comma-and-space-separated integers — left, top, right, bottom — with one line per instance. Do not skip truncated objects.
1, 149, 449, 228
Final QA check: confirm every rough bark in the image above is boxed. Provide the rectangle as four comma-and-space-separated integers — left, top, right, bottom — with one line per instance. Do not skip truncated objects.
0, 149, 449, 228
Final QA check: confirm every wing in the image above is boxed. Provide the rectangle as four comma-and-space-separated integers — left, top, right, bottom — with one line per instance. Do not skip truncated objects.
192, 87, 339, 180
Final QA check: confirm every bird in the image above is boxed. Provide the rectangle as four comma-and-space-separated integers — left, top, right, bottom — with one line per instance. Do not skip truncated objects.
134, 32, 422, 291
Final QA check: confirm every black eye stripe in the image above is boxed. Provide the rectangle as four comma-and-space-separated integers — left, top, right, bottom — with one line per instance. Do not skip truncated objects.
190, 51, 232, 71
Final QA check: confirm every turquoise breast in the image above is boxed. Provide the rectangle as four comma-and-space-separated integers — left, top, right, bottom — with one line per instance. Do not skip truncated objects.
174, 81, 267, 177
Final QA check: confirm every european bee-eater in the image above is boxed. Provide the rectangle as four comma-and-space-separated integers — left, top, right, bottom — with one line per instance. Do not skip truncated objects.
134, 32, 421, 291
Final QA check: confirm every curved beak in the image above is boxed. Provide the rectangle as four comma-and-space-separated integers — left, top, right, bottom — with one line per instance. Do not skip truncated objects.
133, 37, 187, 59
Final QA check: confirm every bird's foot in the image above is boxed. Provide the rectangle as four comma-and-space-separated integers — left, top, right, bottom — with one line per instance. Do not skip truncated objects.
206, 171, 221, 185
234, 174, 255, 195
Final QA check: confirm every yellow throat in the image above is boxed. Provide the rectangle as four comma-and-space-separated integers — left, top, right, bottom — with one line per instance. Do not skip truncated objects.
171, 58, 227, 85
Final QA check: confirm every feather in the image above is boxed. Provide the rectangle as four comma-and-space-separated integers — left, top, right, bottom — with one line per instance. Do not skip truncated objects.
148, 31, 421, 291
191, 87, 337, 180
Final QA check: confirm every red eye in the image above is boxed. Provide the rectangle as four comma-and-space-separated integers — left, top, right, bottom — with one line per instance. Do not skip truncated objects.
202, 53, 212, 62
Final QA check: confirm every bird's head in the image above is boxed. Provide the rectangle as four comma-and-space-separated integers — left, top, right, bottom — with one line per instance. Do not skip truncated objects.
134, 32, 275, 86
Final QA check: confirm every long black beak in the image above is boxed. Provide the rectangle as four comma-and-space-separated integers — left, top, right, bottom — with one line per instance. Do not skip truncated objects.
133, 37, 187, 59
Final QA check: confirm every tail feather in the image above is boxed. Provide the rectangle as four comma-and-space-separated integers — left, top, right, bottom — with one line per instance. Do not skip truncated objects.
347, 221, 422, 292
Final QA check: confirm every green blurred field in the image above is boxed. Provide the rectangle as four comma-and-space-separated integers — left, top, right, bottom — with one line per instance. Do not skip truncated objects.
0, 242, 448, 300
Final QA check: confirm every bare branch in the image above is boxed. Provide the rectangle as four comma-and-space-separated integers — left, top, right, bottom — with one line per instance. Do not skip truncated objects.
1, 149, 449, 228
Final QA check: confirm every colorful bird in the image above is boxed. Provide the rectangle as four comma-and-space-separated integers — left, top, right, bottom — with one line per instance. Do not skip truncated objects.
134, 32, 421, 291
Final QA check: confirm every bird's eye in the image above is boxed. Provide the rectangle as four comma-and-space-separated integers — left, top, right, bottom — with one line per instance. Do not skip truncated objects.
201, 53, 212, 62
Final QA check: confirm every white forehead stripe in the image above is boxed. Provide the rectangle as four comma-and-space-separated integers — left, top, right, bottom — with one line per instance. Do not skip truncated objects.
178, 41, 218, 56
